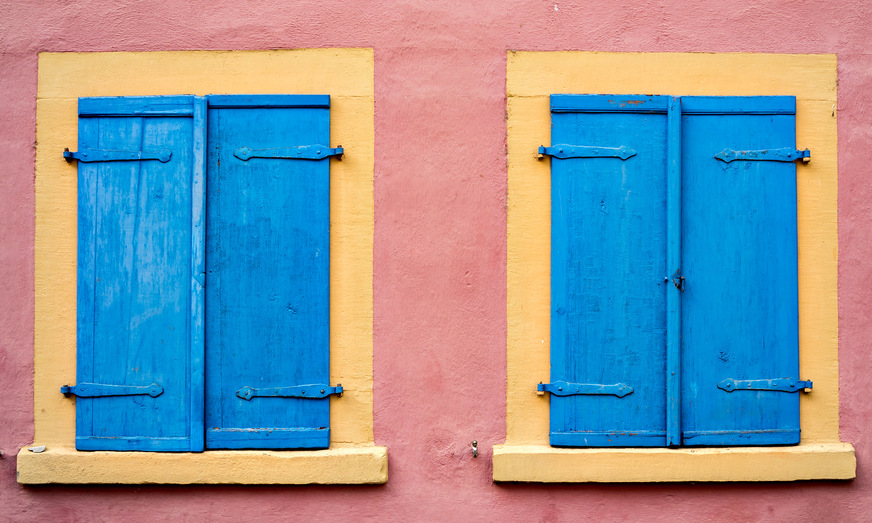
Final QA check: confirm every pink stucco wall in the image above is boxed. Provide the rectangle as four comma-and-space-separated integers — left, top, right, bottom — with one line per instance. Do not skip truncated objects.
2, 1, 871, 520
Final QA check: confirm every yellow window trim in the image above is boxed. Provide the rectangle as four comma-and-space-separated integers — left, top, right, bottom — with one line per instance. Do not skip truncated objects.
496, 51, 855, 482
18, 446, 387, 485
19, 49, 386, 485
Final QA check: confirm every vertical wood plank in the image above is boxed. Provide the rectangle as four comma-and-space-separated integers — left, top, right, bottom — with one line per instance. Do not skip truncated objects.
665, 96, 682, 447
74, 96, 198, 451
189, 96, 207, 452
75, 107, 99, 438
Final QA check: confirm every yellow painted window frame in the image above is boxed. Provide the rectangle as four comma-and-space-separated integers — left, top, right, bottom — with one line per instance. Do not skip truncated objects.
18, 49, 387, 485
495, 51, 855, 482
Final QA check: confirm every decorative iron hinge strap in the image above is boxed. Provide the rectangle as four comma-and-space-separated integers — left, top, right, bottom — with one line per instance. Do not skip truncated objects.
63, 148, 172, 163
538, 144, 636, 160
538, 381, 633, 398
715, 147, 810, 163
236, 383, 343, 400
60, 382, 164, 398
718, 378, 813, 393
233, 145, 344, 161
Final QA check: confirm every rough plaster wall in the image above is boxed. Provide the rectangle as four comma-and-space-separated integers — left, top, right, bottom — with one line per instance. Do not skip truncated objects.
1, 0, 871, 520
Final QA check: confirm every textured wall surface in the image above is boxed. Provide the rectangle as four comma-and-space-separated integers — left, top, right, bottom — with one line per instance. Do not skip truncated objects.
2, 0, 871, 520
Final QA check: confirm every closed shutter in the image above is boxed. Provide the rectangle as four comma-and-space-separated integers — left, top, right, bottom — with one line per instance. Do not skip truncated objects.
543, 95, 805, 447
204, 95, 333, 449
548, 95, 669, 447
73, 95, 206, 451
680, 96, 801, 445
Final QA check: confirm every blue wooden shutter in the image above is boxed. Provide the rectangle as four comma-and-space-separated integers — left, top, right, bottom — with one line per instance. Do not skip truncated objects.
547, 95, 670, 446
204, 95, 334, 449
74, 96, 206, 451
679, 96, 801, 445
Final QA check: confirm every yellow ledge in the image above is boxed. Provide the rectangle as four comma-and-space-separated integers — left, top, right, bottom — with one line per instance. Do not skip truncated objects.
493, 443, 855, 483
17, 445, 388, 485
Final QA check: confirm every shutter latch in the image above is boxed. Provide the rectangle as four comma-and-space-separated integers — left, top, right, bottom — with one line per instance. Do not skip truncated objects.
718, 377, 813, 393
537, 381, 633, 398
60, 382, 164, 398
236, 383, 343, 400
714, 147, 810, 163
671, 268, 685, 292
537, 144, 637, 160
63, 148, 172, 163
233, 145, 344, 161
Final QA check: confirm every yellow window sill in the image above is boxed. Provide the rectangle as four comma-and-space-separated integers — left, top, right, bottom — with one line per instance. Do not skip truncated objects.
17, 444, 388, 485
493, 443, 855, 483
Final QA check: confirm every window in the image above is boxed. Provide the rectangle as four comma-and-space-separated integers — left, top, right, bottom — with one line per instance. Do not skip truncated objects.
20, 49, 385, 484
66, 94, 340, 451
542, 94, 803, 447
495, 51, 854, 482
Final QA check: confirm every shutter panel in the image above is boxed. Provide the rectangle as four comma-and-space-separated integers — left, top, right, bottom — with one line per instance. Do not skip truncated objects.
548, 95, 669, 447
205, 95, 333, 449
74, 96, 206, 451
680, 96, 801, 445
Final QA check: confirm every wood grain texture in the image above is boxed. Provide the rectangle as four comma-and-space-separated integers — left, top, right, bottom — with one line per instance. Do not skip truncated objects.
548, 95, 800, 447
75, 96, 200, 451
549, 96, 668, 446
665, 96, 682, 447
205, 96, 331, 449
189, 96, 207, 451
680, 97, 800, 445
